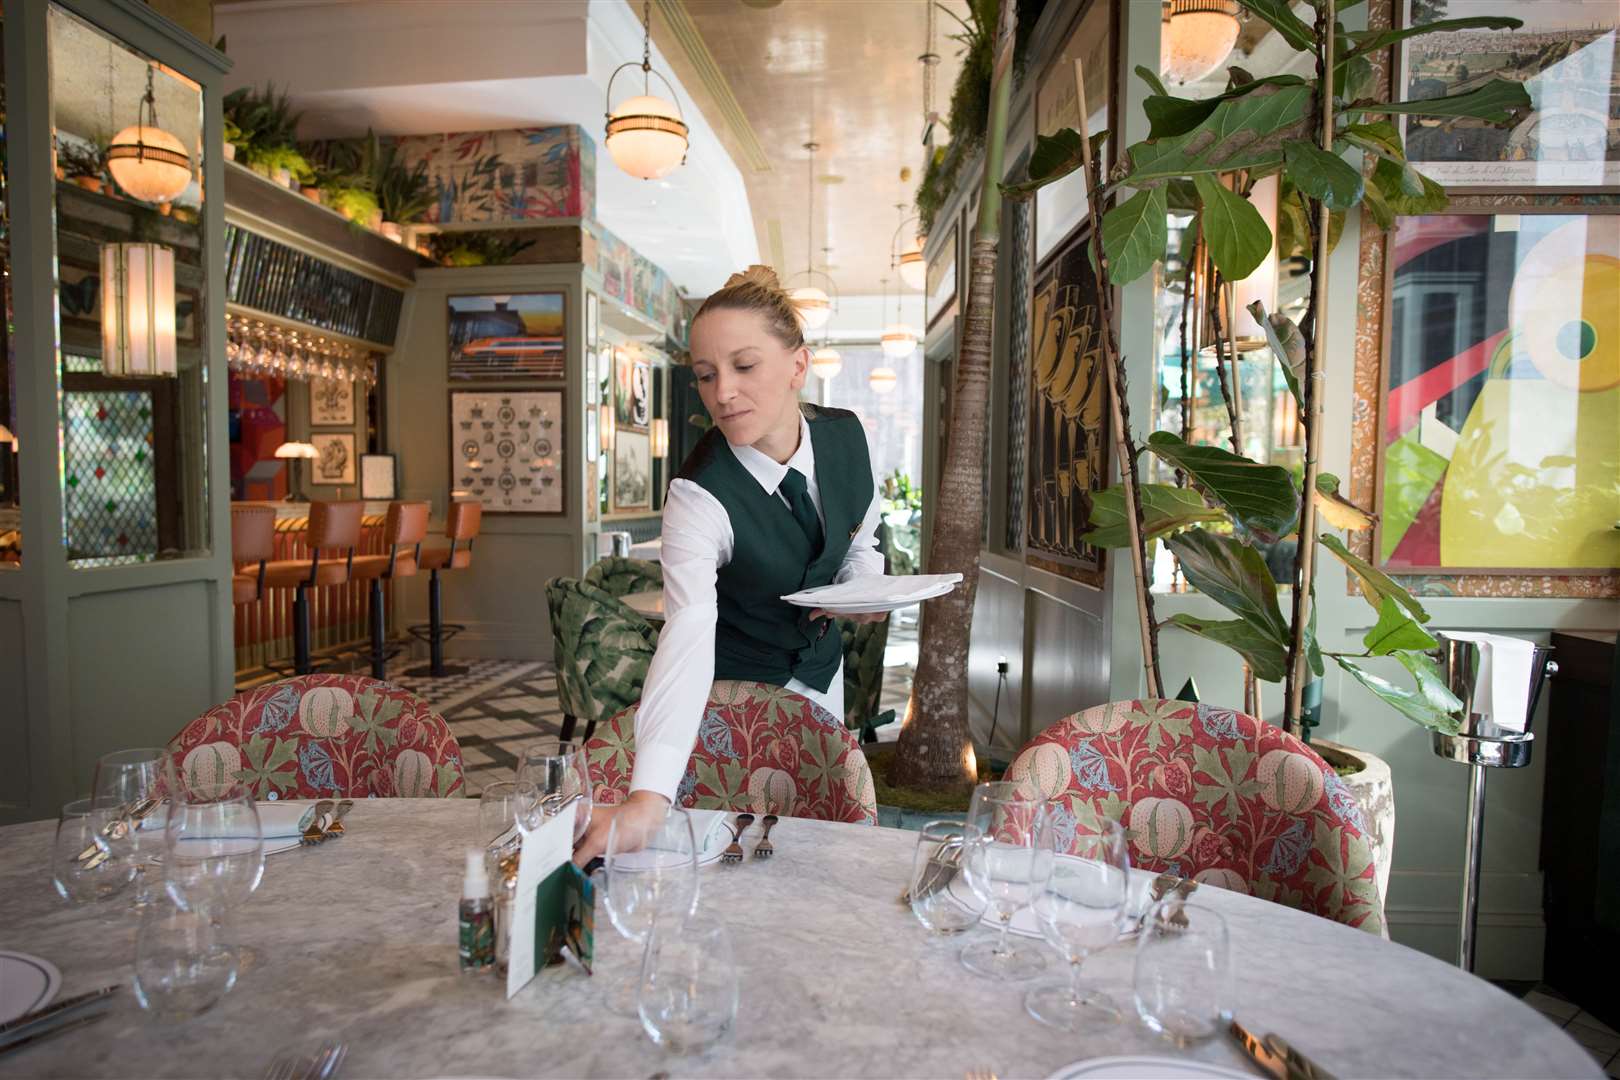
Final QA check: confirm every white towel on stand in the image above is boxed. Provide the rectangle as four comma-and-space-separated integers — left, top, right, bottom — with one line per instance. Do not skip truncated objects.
1442, 632, 1539, 732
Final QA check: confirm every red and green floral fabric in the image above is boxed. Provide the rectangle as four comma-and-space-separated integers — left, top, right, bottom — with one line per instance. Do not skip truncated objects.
586, 680, 878, 824
1003, 698, 1385, 934
168, 675, 465, 800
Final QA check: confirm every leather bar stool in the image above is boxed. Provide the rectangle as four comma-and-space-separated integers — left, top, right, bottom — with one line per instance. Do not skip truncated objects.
405, 501, 482, 678
261, 500, 364, 675
350, 500, 430, 680
229, 503, 276, 605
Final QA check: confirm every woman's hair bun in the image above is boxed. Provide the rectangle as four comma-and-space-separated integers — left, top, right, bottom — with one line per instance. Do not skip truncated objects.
691, 262, 805, 352
723, 264, 784, 293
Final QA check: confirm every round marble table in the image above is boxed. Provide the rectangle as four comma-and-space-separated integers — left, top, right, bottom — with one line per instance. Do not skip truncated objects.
622, 588, 665, 624
0, 802, 1598, 1079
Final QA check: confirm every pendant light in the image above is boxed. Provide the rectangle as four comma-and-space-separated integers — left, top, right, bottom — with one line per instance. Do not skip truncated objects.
811, 345, 843, 381
879, 274, 917, 360
1160, 0, 1242, 86
892, 203, 926, 291
788, 138, 836, 331
605, 0, 690, 180
868, 366, 899, 394
101, 243, 177, 377
107, 66, 193, 204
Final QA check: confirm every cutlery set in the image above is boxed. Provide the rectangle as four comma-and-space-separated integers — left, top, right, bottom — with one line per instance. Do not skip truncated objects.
262, 1041, 347, 1080
75, 795, 161, 869
300, 800, 355, 847
1228, 1018, 1336, 1080
0, 985, 120, 1057
721, 812, 778, 863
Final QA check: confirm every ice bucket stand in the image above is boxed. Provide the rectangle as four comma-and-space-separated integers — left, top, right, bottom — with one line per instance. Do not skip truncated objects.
1432, 636, 1558, 972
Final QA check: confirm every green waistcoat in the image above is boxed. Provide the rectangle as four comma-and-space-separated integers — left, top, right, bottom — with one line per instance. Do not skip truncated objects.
676, 403, 872, 693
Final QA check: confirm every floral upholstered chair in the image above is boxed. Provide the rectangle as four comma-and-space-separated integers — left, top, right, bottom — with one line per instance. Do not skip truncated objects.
545, 576, 659, 744
167, 675, 464, 800
1003, 698, 1385, 935
583, 556, 663, 599
586, 680, 878, 824
840, 617, 893, 743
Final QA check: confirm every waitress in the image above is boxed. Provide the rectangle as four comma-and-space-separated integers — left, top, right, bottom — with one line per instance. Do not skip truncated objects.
575, 265, 886, 862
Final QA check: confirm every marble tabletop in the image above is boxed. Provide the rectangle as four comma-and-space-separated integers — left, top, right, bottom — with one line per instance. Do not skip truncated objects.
0, 801, 1598, 1079
623, 589, 666, 623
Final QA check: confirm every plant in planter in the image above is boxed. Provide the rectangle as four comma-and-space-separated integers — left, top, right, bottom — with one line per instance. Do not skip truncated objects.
322, 184, 380, 227
372, 141, 433, 241
223, 83, 300, 176
246, 143, 315, 189
57, 137, 106, 192
428, 230, 536, 267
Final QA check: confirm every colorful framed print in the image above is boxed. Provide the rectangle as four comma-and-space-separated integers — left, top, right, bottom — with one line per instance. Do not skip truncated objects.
1025, 226, 1110, 587
1399, 0, 1620, 189
448, 293, 566, 381
1375, 210, 1619, 575
310, 432, 356, 487
308, 376, 354, 426
612, 429, 652, 513
614, 349, 651, 431
449, 390, 565, 515
1033, 0, 1112, 263
926, 219, 958, 330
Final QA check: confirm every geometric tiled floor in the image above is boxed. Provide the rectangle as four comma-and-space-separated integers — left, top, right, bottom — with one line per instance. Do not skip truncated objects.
1501, 983, 1620, 1078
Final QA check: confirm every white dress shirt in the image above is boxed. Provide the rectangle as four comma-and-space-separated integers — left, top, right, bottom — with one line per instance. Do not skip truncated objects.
630, 412, 886, 801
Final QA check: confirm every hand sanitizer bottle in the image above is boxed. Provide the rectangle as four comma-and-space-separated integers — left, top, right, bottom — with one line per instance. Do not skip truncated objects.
459, 848, 495, 974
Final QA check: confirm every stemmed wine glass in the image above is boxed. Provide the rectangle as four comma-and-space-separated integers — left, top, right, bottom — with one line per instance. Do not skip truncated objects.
162, 779, 265, 920
959, 781, 1049, 981
1024, 809, 1130, 1029
517, 739, 592, 846
91, 748, 178, 907
600, 805, 699, 1015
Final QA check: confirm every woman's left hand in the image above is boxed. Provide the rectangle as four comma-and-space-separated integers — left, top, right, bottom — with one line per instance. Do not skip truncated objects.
809, 609, 889, 625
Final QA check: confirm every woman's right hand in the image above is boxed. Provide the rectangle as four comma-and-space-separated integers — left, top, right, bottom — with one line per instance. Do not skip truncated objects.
573, 788, 671, 867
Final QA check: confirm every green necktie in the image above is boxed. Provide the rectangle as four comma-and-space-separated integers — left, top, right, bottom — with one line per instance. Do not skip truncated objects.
778, 467, 824, 551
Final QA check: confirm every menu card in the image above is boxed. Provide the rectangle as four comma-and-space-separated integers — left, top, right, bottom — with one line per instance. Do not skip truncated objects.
506, 802, 574, 999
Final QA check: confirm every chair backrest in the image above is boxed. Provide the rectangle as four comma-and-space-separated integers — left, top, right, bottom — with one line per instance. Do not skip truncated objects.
1002, 698, 1385, 934
840, 616, 891, 730
586, 680, 878, 824
384, 501, 431, 548
308, 499, 364, 551
168, 674, 464, 799
230, 503, 277, 565
544, 576, 659, 724
583, 556, 663, 599
444, 500, 482, 542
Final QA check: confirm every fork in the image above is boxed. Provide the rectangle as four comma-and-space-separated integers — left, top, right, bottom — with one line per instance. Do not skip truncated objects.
753, 813, 779, 859
721, 813, 754, 863
300, 801, 335, 848
320, 800, 354, 841
262, 1042, 346, 1080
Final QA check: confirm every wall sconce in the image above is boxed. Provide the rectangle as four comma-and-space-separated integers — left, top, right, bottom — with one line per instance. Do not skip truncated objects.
101, 243, 176, 378
274, 440, 317, 502
650, 417, 669, 459
599, 402, 616, 453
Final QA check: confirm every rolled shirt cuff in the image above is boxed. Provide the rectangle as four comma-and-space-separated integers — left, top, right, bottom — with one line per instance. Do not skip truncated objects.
629, 742, 696, 804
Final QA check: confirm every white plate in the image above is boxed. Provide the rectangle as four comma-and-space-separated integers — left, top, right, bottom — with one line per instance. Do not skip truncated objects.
1047, 1056, 1252, 1079
781, 573, 963, 613
0, 952, 61, 1024
610, 810, 733, 870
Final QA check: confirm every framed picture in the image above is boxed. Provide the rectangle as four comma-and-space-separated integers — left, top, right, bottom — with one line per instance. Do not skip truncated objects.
448, 293, 566, 380
612, 428, 652, 513
176, 289, 200, 346
597, 344, 614, 405
1033, 0, 1112, 263
1374, 210, 1619, 575
359, 453, 397, 500
585, 403, 599, 463
310, 433, 356, 486
926, 219, 958, 330
308, 376, 354, 426
449, 389, 564, 515
1025, 226, 1110, 587
585, 459, 599, 523
615, 349, 651, 430
584, 338, 599, 407
587, 291, 600, 348
1399, 0, 1620, 189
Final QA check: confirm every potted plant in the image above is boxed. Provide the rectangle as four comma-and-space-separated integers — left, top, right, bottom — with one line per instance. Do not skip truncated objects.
223, 83, 301, 181
245, 144, 314, 189
373, 143, 433, 243
322, 185, 380, 227
58, 138, 106, 193
222, 116, 245, 162
427, 231, 536, 267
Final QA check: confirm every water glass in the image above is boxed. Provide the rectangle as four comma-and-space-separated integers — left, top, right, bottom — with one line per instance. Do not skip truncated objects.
1025, 811, 1130, 1030
638, 915, 739, 1055
162, 782, 264, 917
479, 780, 540, 847
52, 798, 135, 904
1133, 900, 1232, 1045
517, 739, 592, 844
132, 897, 239, 1021
602, 805, 699, 1015
959, 782, 1049, 981
92, 748, 178, 906
907, 820, 985, 934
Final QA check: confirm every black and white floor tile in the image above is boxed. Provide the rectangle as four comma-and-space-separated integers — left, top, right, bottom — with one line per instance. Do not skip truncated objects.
1497, 983, 1620, 1078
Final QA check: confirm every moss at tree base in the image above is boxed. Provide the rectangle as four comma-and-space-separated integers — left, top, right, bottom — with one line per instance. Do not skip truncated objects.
864, 743, 994, 815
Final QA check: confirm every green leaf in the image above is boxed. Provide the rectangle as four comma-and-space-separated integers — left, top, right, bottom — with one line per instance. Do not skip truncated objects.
1192, 173, 1273, 280
1395, 650, 1465, 717
1134, 64, 1170, 98
1342, 120, 1405, 163
1362, 596, 1439, 655
1239, 0, 1317, 51
1001, 129, 1106, 200
1313, 471, 1377, 531
1283, 140, 1364, 211
1354, 78, 1530, 124
1306, 582, 1325, 678
1100, 187, 1168, 284
1167, 613, 1290, 684
1345, 17, 1523, 59
1318, 532, 1429, 622
1246, 300, 1304, 410
1360, 179, 1395, 231
1142, 74, 1309, 140
1336, 54, 1375, 101
1371, 158, 1448, 215
1146, 432, 1300, 540
1336, 656, 1461, 734
1081, 483, 1224, 548
1123, 85, 1313, 185
1166, 529, 1291, 650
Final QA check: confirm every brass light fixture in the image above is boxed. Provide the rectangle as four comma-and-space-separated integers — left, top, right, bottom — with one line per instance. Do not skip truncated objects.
604, 0, 690, 180
107, 66, 193, 204
100, 242, 177, 378
788, 139, 838, 331
1160, 0, 1242, 86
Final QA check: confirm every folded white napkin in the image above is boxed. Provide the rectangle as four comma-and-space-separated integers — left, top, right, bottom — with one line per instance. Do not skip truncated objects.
1443, 632, 1539, 732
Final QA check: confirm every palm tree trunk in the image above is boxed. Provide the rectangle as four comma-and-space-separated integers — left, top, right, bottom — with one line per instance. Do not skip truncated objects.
891, 0, 1016, 789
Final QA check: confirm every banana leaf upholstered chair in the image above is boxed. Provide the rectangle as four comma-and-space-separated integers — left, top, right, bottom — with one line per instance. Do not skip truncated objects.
168, 674, 464, 800
544, 576, 659, 745
586, 680, 878, 824
583, 556, 664, 599
840, 616, 893, 743
1002, 698, 1385, 935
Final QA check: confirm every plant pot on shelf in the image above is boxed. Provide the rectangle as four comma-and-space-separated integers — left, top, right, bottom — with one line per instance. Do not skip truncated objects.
378, 221, 402, 243
366, 208, 383, 232
222, 142, 237, 162
157, 202, 173, 217
274, 167, 293, 188
1312, 738, 1395, 913
249, 161, 271, 179
72, 176, 103, 193
301, 186, 323, 204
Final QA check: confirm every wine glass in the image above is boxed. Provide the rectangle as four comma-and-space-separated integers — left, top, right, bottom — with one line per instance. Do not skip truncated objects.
479, 780, 540, 846
517, 739, 592, 845
1133, 899, 1233, 1045
638, 914, 739, 1055
1024, 810, 1130, 1030
601, 805, 699, 1015
907, 820, 986, 934
162, 781, 265, 919
52, 798, 135, 905
132, 896, 239, 1021
91, 748, 177, 906
958, 781, 1049, 981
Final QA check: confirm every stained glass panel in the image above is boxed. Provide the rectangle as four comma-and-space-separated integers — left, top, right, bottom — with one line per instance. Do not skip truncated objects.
63, 388, 158, 565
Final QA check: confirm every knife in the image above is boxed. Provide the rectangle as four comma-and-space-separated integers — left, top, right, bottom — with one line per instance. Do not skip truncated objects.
0, 985, 120, 1048
1228, 1019, 1336, 1080
0, 1010, 108, 1057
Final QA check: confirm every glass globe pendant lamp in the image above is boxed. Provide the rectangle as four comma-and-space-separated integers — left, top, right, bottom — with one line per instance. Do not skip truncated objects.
604, 0, 689, 179
107, 66, 193, 203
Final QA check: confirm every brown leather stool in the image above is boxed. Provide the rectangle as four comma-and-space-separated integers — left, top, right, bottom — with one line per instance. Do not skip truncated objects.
230, 503, 276, 605
350, 500, 429, 680
261, 500, 364, 675
405, 501, 482, 678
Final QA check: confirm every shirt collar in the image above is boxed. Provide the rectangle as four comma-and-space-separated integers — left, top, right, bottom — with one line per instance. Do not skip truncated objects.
730, 412, 814, 495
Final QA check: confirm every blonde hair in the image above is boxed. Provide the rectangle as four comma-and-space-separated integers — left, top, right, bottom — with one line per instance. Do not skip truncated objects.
690, 264, 805, 352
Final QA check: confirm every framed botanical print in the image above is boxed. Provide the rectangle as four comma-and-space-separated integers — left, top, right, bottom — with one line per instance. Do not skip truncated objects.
612, 428, 652, 513
308, 376, 353, 426
310, 433, 356, 486
1033, 0, 1112, 262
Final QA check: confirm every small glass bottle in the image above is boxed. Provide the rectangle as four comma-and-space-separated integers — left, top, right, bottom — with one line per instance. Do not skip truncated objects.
458, 848, 495, 974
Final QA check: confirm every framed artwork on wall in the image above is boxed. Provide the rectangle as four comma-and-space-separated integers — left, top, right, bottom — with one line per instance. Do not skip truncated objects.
1025, 226, 1110, 587
926, 219, 958, 330
585, 459, 599, 523
615, 349, 651, 431
308, 376, 354, 426
359, 453, 396, 500
585, 403, 599, 464
310, 432, 356, 486
612, 428, 652, 513
1375, 210, 1619, 575
1398, 0, 1620, 190
447, 292, 566, 380
587, 291, 600, 348
448, 390, 565, 515
1032, 0, 1112, 263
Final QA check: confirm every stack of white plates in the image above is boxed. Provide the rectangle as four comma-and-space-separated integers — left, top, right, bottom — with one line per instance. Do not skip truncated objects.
781, 572, 963, 615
